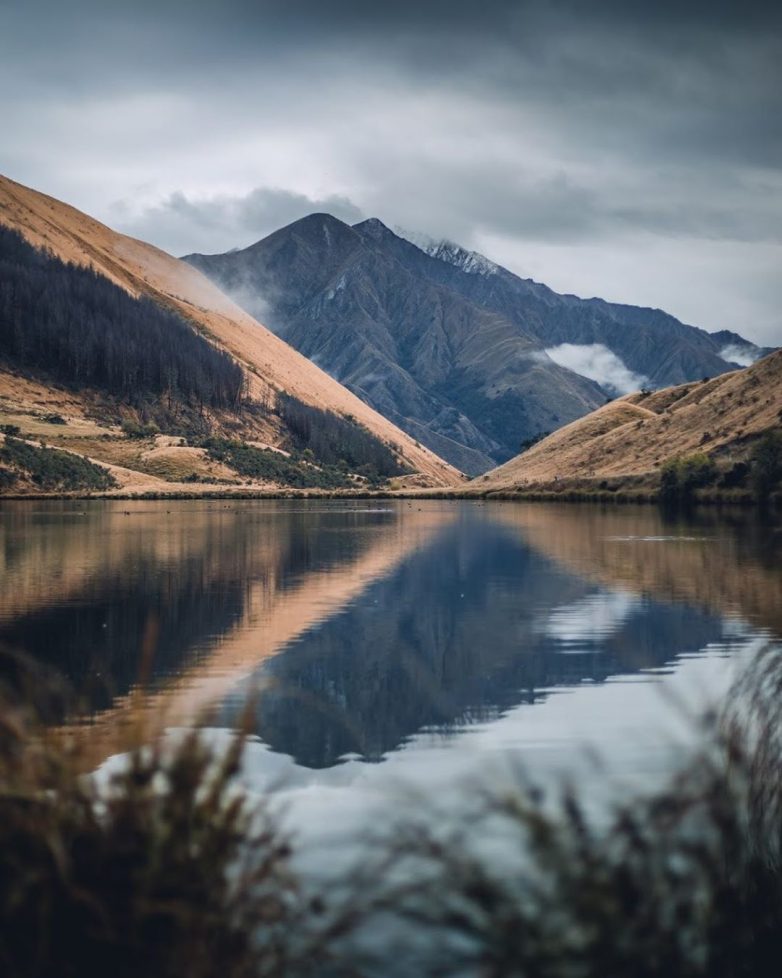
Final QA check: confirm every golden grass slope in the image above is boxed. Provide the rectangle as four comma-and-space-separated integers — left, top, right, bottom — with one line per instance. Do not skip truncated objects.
475, 349, 782, 491
0, 174, 461, 488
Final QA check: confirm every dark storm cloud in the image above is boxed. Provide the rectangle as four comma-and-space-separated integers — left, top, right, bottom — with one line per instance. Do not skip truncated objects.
0, 0, 780, 342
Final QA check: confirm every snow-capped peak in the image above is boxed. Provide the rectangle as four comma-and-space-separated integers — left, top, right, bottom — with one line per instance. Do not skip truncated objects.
426, 241, 499, 277
394, 226, 499, 277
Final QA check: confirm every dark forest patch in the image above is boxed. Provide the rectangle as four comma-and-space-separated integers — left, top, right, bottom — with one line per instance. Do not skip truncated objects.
0, 225, 244, 411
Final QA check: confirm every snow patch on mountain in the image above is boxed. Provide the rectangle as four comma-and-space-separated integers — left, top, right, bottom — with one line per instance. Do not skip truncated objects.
430, 241, 500, 277
324, 273, 348, 300
394, 226, 499, 277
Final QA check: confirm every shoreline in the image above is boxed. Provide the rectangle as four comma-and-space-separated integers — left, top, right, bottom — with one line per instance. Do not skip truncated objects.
0, 486, 776, 507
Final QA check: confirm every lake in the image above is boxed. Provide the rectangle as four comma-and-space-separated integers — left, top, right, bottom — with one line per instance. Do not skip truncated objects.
1, 498, 780, 835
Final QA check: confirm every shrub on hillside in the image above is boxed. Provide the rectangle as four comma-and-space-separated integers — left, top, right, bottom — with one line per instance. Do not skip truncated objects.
660, 453, 716, 503
122, 419, 161, 440
0, 437, 116, 491
200, 437, 352, 489
720, 461, 750, 489
750, 429, 782, 502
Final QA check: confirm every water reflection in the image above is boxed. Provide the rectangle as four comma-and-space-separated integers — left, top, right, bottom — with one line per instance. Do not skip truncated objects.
0, 500, 779, 773
0, 502, 398, 707
492, 504, 782, 635
218, 517, 732, 767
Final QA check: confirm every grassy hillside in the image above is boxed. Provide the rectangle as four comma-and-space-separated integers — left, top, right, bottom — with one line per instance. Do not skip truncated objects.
473, 350, 782, 500
0, 174, 461, 492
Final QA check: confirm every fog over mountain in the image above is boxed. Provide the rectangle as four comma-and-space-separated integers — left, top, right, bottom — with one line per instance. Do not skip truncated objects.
186, 215, 763, 474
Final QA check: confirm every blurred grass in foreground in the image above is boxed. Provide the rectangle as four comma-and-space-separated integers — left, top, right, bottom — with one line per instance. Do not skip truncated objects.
1, 645, 781, 977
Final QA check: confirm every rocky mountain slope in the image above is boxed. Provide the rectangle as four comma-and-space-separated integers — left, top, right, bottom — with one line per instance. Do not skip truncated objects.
472, 349, 782, 494
395, 230, 769, 388
0, 176, 460, 492
185, 216, 765, 475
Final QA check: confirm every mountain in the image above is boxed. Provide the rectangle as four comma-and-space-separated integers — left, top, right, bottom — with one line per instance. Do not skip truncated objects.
185, 216, 607, 474
0, 176, 460, 493
184, 216, 766, 475
472, 349, 782, 494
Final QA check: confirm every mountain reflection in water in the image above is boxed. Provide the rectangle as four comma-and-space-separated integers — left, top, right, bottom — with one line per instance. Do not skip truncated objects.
217, 517, 732, 768
0, 500, 779, 773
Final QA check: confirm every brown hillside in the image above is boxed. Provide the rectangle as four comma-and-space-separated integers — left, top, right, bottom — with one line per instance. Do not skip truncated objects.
0, 174, 460, 489
474, 349, 782, 492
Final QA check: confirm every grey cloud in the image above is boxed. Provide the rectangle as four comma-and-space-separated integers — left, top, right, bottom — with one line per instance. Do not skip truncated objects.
115, 188, 364, 256
362, 160, 782, 248
1, 0, 780, 345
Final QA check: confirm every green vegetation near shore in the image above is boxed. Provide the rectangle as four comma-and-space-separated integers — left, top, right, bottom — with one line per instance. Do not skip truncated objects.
659, 453, 717, 503
751, 429, 782, 502
200, 437, 355, 489
0, 437, 116, 491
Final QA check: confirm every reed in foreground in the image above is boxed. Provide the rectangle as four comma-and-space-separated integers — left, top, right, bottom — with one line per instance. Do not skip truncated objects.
0, 652, 306, 978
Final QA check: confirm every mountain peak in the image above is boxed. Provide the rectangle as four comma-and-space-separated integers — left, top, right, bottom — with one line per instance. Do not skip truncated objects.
352, 217, 396, 241
290, 212, 351, 233
265, 212, 361, 255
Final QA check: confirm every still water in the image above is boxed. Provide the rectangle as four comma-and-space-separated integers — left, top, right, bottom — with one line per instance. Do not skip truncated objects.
1, 499, 780, 819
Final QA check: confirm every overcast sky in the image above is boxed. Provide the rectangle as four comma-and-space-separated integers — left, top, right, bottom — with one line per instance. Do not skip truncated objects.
1, 0, 780, 344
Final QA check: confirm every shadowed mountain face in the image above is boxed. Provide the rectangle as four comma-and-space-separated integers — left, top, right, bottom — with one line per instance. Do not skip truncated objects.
184, 216, 762, 475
